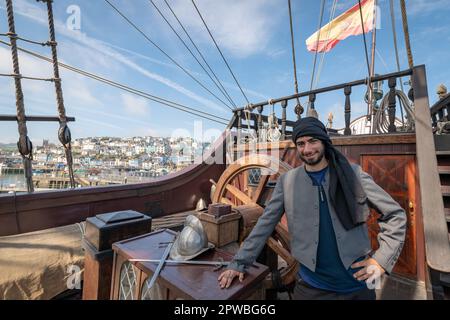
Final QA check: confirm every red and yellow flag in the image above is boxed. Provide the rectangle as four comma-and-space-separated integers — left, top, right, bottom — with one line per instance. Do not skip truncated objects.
306, 0, 375, 52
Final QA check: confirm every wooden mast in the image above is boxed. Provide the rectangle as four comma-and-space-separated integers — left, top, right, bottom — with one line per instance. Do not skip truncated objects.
369, 0, 378, 133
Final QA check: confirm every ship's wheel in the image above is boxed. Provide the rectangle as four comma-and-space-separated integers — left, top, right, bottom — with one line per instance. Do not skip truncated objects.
212, 154, 299, 290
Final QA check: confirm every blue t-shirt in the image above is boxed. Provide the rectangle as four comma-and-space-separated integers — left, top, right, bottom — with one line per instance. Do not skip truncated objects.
298, 166, 366, 293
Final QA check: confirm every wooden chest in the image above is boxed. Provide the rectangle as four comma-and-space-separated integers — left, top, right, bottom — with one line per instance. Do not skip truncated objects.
197, 211, 241, 247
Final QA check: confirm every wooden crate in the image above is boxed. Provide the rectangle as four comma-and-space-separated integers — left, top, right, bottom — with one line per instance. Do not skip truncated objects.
197, 211, 241, 247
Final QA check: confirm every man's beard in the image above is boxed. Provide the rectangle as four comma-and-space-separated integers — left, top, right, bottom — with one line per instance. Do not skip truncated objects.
299, 149, 325, 166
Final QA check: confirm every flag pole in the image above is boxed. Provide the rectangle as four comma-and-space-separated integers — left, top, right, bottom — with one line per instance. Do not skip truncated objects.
369, 0, 377, 133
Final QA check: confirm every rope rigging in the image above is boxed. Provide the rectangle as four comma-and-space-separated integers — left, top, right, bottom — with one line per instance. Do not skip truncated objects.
0, 40, 229, 126
357, 0, 374, 118
103, 0, 232, 111
368, 0, 378, 134
389, 0, 405, 126
287, 0, 303, 117
307, 0, 325, 116
400, 0, 414, 69
161, 0, 237, 109
0, 32, 51, 46
313, 0, 338, 90
147, 0, 235, 109
191, 0, 250, 105
5, 0, 34, 192
37, 0, 76, 187
0, 72, 55, 82
308, 0, 326, 92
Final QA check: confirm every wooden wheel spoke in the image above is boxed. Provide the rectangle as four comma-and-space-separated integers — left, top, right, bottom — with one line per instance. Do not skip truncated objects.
220, 197, 233, 205
267, 237, 296, 266
225, 184, 253, 205
251, 174, 270, 202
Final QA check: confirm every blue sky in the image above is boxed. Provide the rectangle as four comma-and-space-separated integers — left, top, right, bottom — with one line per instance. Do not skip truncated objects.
0, 0, 449, 144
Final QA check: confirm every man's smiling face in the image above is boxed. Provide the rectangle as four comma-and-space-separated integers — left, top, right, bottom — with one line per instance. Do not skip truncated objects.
295, 136, 325, 166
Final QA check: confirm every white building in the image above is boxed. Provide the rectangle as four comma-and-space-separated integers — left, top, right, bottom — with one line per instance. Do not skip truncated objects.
135, 146, 145, 154
128, 159, 141, 168
156, 144, 170, 154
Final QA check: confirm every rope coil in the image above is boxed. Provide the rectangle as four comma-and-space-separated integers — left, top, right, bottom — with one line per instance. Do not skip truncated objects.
373, 90, 414, 133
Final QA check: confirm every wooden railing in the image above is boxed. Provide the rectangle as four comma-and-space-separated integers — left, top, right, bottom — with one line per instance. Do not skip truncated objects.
430, 93, 450, 128
228, 68, 414, 137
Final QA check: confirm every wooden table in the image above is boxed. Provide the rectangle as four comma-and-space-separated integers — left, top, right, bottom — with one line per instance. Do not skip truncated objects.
110, 229, 269, 300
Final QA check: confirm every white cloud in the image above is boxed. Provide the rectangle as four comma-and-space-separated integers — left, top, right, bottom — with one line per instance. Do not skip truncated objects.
63, 73, 102, 107
0, 45, 102, 114
76, 116, 123, 130
414, 25, 450, 41
121, 93, 150, 116
0, 47, 12, 71
169, 0, 282, 58
101, 40, 175, 70
136, 127, 162, 138
334, 0, 357, 12
267, 48, 286, 58
0, 46, 54, 101
6, 0, 229, 114
407, 0, 449, 16
0, 46, 51, 78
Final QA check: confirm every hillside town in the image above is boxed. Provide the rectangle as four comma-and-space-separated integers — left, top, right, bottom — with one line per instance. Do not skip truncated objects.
0, 136, 212, 191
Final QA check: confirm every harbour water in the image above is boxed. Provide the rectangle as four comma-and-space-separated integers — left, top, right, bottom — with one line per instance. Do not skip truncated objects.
0, 174, 26, 192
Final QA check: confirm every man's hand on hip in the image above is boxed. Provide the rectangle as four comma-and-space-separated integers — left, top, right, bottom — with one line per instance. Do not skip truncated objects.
218, 269, 244, 289
351, 257, 385, 282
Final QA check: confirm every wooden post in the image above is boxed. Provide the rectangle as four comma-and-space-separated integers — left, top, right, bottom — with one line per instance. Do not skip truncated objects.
257, 106, 263, 142
309, 93, 316, 111
438, 108, 444, 122
281, 100, 287, 140
257, 106, 263, 131
237, 110, 242, 145
344, 86, 352, 135
82, 210, 152, 300
388, 77, 397, 132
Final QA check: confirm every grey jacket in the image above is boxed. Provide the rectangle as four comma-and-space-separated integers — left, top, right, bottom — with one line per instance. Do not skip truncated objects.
228, 164, 407, 274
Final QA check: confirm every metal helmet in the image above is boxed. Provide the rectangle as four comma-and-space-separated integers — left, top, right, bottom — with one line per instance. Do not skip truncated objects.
169, 215, 214, 261
195, 198, 207, 211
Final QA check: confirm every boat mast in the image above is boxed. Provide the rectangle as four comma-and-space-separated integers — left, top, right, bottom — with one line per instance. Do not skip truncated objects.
400, 0, 414, 69
369, 0, 377, 133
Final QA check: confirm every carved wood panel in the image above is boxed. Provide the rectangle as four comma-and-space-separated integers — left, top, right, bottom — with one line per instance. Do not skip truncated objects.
362, 155, 417, 278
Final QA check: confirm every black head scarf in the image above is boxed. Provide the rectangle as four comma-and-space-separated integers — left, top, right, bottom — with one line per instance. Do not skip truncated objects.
292, 117, 367, 230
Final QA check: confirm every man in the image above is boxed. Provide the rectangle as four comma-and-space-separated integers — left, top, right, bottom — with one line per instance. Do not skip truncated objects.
218, 117, 407, 300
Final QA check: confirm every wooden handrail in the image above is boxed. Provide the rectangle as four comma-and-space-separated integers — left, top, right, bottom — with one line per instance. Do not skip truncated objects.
429, 94, 450, 126
413, 65, 450, 273
230, 67, 416, 136
233, 68, 413, 112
